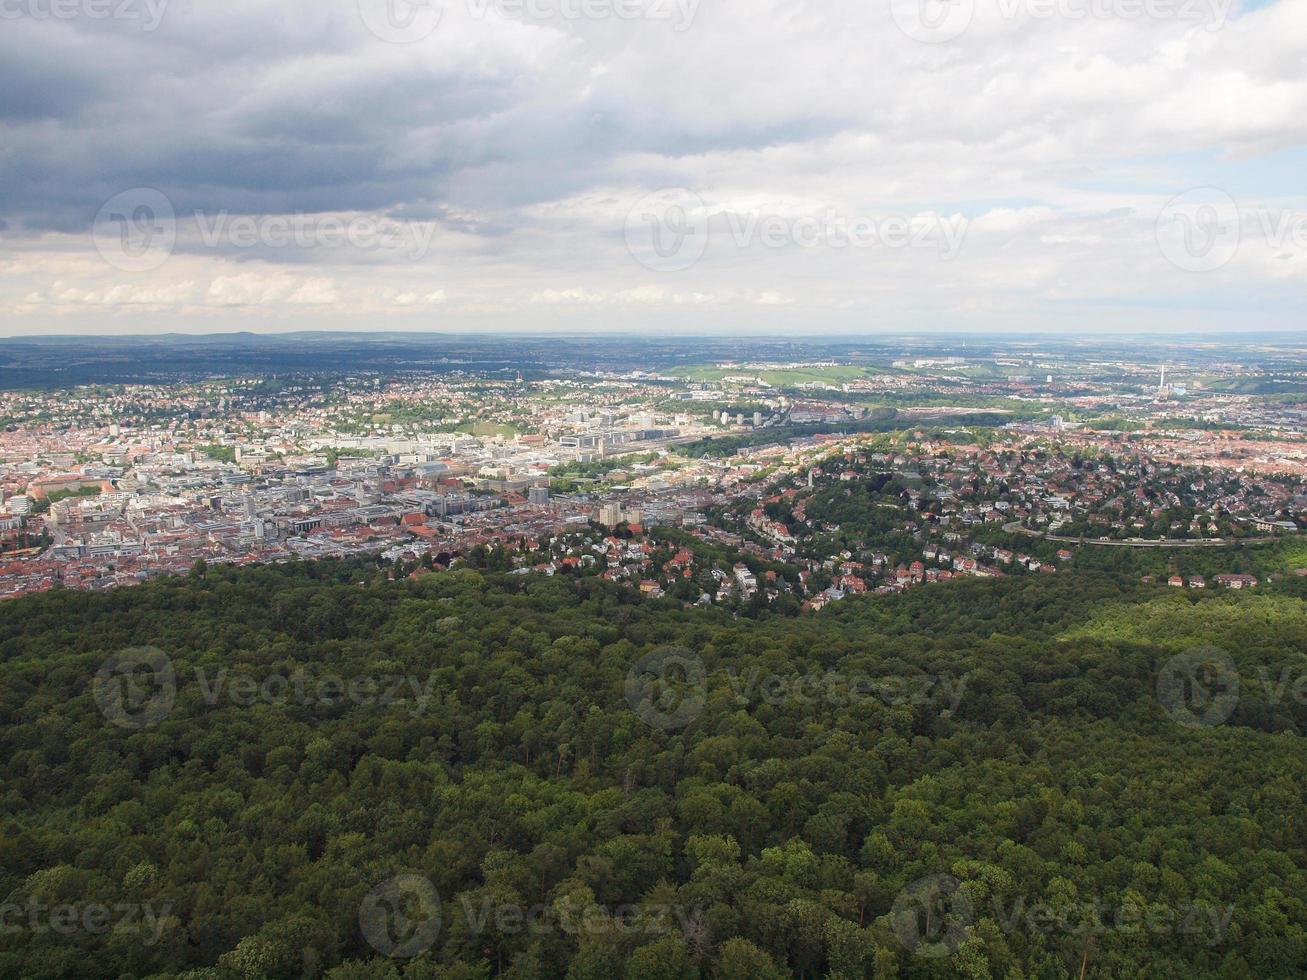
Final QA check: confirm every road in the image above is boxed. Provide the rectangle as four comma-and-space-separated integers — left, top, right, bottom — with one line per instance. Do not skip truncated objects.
1000, 522, 1286, 549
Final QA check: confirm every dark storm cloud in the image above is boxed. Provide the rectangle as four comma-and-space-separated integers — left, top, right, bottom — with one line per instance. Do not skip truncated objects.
0, 44, 101, 121
2, 3, 514, 226
0, 0, 839, 235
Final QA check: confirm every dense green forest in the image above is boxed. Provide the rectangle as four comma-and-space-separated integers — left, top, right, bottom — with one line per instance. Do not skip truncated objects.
1, 561, 1306, 978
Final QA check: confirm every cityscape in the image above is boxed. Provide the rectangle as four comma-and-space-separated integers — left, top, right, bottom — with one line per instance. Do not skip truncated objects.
2, 334, 1302, 604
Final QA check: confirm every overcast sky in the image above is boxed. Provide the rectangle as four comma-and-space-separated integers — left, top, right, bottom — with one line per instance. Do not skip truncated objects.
0, 0, 1304, 336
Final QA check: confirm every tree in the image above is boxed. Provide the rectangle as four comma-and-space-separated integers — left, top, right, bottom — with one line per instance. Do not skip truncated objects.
623, 938, 697, 980
711, 937, 789, 979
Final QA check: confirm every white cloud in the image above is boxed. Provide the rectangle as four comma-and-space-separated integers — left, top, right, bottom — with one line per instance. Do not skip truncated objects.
0, 0, 1303, 334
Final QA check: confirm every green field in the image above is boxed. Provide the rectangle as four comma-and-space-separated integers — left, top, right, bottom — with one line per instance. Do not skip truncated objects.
668, 364, 877, 386
1062, 589, 1307, 652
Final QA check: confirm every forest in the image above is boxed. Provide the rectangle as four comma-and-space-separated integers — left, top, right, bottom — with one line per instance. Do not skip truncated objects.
1, 559, 1305, 978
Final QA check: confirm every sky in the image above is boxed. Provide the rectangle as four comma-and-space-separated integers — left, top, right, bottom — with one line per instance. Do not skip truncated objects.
0, 0, 1305, 336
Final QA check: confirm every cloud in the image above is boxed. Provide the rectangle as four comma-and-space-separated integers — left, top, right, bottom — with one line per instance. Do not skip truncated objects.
0, 0, 1303, 333
206, 272, 340, 306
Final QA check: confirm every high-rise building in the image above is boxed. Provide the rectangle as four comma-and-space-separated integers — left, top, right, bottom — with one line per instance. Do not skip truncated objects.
598, 502, 623, 527
528, 486, 550, 506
